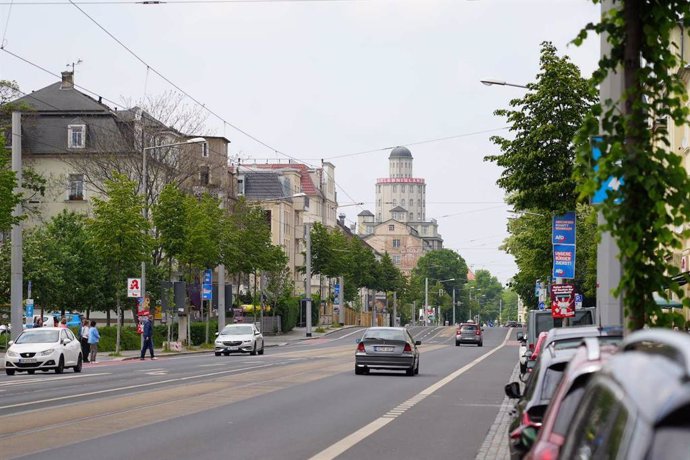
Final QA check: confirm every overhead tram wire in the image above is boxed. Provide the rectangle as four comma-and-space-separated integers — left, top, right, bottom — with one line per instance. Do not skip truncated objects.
2, 0, 386, 4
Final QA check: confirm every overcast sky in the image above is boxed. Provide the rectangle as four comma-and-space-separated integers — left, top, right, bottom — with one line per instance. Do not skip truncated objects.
1, 0, 601, 284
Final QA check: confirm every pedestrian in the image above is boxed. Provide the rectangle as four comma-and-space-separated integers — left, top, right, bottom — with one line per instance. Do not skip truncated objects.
79, 319, 91, 362
59, 317, 67, 329
88, 320, 100, 363
140, 314, 156, 360
35, 317, 43, 327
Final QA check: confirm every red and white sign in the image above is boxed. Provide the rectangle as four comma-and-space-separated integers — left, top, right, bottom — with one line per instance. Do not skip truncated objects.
127, 278, 141, 298
551, 284, 575, 319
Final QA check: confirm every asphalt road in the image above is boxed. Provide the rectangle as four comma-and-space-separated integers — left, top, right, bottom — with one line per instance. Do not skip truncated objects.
0, 326, 518, 460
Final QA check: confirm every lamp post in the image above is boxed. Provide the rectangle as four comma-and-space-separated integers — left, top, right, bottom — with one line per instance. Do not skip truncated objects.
480, 79, 529, 89
469, 287, 481, 322
141, 137, 206, 307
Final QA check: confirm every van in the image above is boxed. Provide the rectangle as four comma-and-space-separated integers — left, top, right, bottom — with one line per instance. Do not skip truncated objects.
524, 307, 596, 354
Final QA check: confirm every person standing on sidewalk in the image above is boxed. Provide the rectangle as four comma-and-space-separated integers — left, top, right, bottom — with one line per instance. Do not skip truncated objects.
140, 314, 156, 360
88, 320, 100, 363
79, 319, 90, 362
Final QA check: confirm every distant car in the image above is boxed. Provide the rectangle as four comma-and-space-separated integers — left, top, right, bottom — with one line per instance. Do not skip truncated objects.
456, 322, 483, 347
355, 327, 420, 376
525, 338, 618, 460
505, 345, 578, 460
4, 327, 83, 375
214, 324, 264, 356
560, 329, 690, 460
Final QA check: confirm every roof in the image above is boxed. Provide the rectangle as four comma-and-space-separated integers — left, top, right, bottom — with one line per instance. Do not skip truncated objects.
252, 163, 319, 195
15, 81, 113, 114
243, 172, 289, 200
390, 206, 408, 212
389, 146, 412, 159
358, 210, 374, 217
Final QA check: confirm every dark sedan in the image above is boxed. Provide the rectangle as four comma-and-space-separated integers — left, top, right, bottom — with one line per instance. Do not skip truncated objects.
354, 327, 420, 376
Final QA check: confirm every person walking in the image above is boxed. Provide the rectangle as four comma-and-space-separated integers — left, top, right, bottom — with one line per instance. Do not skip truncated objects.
79, 319, 90, 363
88, 320, 100, 364
140, 314, 156, 360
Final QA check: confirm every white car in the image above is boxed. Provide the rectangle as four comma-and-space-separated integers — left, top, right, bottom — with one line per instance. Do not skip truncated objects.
5, 327, 83, 375
214, 324, 264, 356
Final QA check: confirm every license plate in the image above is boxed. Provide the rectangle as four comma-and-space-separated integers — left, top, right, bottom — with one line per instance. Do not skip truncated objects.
375, 346, 394, 352
19, 358, 37, 363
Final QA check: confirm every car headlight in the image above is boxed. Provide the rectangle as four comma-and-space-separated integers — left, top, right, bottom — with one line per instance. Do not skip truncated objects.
242, 340, 252, 343
215, 341, 222, 345
7, 350, 19, 357
39, 348, 55, 356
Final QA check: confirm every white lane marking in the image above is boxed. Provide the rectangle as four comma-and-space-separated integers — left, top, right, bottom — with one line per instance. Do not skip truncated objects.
0, 363, 275, 410
0, 373, 111, 387
198, 363, 227, 367
136, 368, 165, 372
309, 329, 512, 460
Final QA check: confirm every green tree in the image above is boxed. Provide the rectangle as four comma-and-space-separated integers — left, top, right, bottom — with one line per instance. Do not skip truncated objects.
0, 140, 20, 232
152, 183, 187, 279
89, 174, 150, 353
574, 2, 690, 330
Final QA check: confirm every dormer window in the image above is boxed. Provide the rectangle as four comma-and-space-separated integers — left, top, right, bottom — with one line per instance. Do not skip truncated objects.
68, 124, 85, 149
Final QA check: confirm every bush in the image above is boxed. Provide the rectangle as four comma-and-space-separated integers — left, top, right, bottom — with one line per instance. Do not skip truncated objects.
276, 296, 299, 333
89, 320, 217, 352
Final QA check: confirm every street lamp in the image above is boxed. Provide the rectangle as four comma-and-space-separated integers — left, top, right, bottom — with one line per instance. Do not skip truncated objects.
141, 137, 206, 301
480, 79, 529, 89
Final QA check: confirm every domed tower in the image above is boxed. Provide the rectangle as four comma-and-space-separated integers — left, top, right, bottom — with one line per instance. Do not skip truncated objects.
375, 146, 426, 222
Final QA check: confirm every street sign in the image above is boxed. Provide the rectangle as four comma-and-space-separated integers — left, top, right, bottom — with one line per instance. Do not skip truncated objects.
575, 293, 583, 310
538, 301, 545, 311
203, 269, 212, 285
334, 284, 340, 296
551, 284, 575, 318
202, 269, 212, 300
127, 278, 141, 298
25, 298, 34, 318
553, 244, 576, 279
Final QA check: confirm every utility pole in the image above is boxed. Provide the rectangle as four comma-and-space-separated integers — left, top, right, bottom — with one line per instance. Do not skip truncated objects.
338, 275, 345, 325
305, 223, 312, 337
452, 289, 456, 325
10, 111, 22, 341
424, 277, 428, 326
393, 291, 397, 327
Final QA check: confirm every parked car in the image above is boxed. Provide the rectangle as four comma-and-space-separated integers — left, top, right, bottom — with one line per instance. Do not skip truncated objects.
525, 331, 549, 374
525, 337, 619, 460
456, 322, 483, 347
559, 329, 690, 460
541, 325, 623, 352
4, 327, 83, 375
214, 323, 264, 356
524, 307, 596, 357
505, 344, 578, 460
355, 327, 420, 376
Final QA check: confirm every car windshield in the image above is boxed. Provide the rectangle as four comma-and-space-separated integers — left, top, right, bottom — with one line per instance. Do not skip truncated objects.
363, 329, 406, 341
221, 326, 253, 335
16, 330, 59, 344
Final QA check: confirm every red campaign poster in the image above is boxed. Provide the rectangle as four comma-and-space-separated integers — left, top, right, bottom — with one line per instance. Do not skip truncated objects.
551, 284, 575, 318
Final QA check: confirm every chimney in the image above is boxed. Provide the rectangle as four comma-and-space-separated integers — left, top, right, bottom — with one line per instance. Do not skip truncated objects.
60, 71, 74, 89
338, 213, 346, 226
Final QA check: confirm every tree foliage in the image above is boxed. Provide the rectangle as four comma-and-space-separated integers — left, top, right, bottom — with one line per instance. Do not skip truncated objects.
574, 1, 690, 329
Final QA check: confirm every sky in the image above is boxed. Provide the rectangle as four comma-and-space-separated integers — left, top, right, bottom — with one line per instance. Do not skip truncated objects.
0, 0, 601, 284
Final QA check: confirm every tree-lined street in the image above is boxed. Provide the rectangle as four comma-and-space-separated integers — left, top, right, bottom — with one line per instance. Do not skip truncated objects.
0, 326, 517, 460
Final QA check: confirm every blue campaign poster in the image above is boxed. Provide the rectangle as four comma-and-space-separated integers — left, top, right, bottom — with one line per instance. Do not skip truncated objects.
553, 244, 576, 279
552, 212, 576, 245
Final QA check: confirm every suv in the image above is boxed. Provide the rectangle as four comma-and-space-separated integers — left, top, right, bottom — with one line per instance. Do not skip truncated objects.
456, 322, 483, 347
525, 307, 596, 356
560, 329, 690, 460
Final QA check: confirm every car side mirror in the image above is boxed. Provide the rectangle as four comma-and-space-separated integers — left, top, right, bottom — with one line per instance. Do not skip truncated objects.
61, 338, 71, 345
8, 340, 14, 346
255, 331, 261, 335
215, 332, 219, 336
516, 332, 524, 341
355, 338, 361, 343
504, 382, 521, 399
415, 340, 421, 346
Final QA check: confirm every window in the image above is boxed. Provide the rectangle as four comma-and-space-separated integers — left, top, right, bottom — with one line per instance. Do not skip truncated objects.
393, 239, 401, 248
68, 174, 84, 200
409, 199, 414, 207
237, 176, 245, 195
388, 224, 395, 231
401, 184, 406, 193
200, 166, 209, 186
392, 199, 397, 206
68, 124, 85, 148
393, 255, 401, 265
418, 212, 422, 220
409, 213, 414, 221
201, 142, 209, 158
401, 199, 406, 207
422, 226, 428, 235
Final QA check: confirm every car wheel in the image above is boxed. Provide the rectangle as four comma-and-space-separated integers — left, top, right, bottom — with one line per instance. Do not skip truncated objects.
414, 360, 420, 375
223, 352, 230, 356
28, 370, 36, 374
258, 345, 264, 355
74, 354, 82, 373
478, 341, 483, 347
406, 365, 415, 376
355, 366, 364, 375
5, 368, 15, 376
250, 343, 257, 356
520, 362, 527, 374
455, 341, 460, 346
215, 352, 221, 357
55, 356, 65, 374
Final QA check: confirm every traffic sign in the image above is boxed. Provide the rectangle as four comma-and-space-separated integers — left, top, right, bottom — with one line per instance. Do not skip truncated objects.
538, 301, 545, 311
25, 298, 34, 318
575, 293, 583, 310
334, 284, 340, 296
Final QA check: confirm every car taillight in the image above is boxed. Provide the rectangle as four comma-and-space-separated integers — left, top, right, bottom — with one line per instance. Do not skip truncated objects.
475, 330, 481, 336
532, 441, 560, 460
357, 342, 365, 352
403, 343, 412, 352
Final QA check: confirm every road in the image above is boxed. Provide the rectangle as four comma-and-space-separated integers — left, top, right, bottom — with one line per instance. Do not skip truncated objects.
0, 326, 518, 460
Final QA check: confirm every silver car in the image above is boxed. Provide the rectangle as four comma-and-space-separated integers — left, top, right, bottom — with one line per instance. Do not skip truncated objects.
214, 324, 264, 356
355, 327, 420, 376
